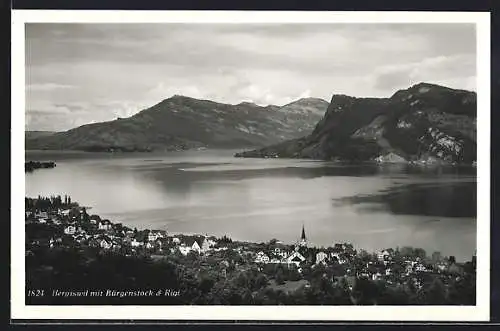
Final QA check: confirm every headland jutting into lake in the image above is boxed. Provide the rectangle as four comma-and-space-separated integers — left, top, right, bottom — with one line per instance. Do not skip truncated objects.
25, 195, 476, 305
25, 161, 56, 172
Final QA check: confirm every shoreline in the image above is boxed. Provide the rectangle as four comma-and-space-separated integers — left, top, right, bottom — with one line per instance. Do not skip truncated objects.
25, 148, 477, 169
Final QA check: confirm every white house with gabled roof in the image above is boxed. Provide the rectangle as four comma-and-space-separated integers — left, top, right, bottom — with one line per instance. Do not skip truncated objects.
286, 251, 306, 267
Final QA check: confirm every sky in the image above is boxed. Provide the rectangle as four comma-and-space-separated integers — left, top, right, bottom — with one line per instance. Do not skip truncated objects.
25, 23, 476, 131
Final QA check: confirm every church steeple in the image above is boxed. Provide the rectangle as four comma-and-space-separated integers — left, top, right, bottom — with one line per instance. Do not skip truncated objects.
299, 224, 307, 247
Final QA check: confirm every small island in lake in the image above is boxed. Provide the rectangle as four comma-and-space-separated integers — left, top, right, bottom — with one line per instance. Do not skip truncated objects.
25, 161, 56, 172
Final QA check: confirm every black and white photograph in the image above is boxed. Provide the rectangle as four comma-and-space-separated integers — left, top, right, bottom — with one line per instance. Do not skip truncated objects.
11, 10, 490, 321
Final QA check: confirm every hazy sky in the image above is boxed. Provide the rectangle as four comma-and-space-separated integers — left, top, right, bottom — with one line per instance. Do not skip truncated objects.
25, 23, 476, 131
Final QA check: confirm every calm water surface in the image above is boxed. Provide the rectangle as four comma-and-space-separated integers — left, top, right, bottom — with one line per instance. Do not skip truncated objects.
25, 150, 477, 261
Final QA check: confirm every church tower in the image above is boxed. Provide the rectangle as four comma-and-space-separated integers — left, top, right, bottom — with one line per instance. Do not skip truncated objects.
299, 224, 307, 247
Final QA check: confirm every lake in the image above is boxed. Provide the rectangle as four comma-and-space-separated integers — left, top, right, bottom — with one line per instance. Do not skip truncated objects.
25, 149, 477, 262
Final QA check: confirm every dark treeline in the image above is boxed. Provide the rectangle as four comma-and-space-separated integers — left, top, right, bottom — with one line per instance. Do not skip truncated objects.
25, 161, 56, 172
26, 245, 475, 306
26, 195, 76, 211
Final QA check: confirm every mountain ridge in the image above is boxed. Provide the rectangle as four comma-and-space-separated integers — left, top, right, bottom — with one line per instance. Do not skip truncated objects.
235, 82, 477, 165
25, 96, 329, 152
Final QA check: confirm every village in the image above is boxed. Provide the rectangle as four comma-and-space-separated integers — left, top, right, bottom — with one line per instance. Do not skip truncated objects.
25, 195, 476, 305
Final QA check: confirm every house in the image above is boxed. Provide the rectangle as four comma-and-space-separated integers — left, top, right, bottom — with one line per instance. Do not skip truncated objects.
155, 230, 167, 238
436, 262, 448, 272
64, 225, 76, 235
274, 247, 288, 259
331, 252, 348, 265
179, 245, 192, 256
73, 234, 86, 244
98, 220, 113, 231
286, 251, 306, 267
131, 238, 143, 248
172, 237, 181, 245
315, 251, 328, 265
191, 241, 202, 253
111, 241, 121, 250
182, 236, 208, 254
148, 232, 158, 242
35, 211, 48, 219
99, 237, 113, 249
377, 250, 391, 261
145, 242, 154, 249
207, 238, 217, 248
200, 237, 211, 252
146, 230, 167, 242
255, 251, 270, 264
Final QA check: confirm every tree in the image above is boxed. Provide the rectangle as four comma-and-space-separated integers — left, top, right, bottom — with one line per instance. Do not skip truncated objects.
333, 277, 353, 305
431, 251, 442, 263
275, 268, 285, 285
400, 246, 414, 258
418, 278, 447, 305
198, 275, 215, 294
81, 207, 89, 222
391, 261, 405, 278
414, 248, 427, 260
352, 277, 379, 305
268, 238, 278, 246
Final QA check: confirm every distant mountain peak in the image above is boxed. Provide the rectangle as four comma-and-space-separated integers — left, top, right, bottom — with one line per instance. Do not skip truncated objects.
277, 97, 329, 115
286, 97, 329, 105
168, 94, 198, 101
411, 82, 449, 89
237, 101, 260, 107
391, 82, 474, 99
167, 94, 185, 100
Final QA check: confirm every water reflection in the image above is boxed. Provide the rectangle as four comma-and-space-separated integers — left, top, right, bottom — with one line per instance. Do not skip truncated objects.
335, 182, 476, 218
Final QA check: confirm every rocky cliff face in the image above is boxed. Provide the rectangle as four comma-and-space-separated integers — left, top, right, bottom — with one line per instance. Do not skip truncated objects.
25, 96, 328, 152
235, 83, 476, 164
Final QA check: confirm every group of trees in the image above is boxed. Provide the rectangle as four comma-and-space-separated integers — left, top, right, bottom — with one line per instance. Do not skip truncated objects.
25, 195, 74, 211
216, 235, 233, 245
25, 161, 56, 172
